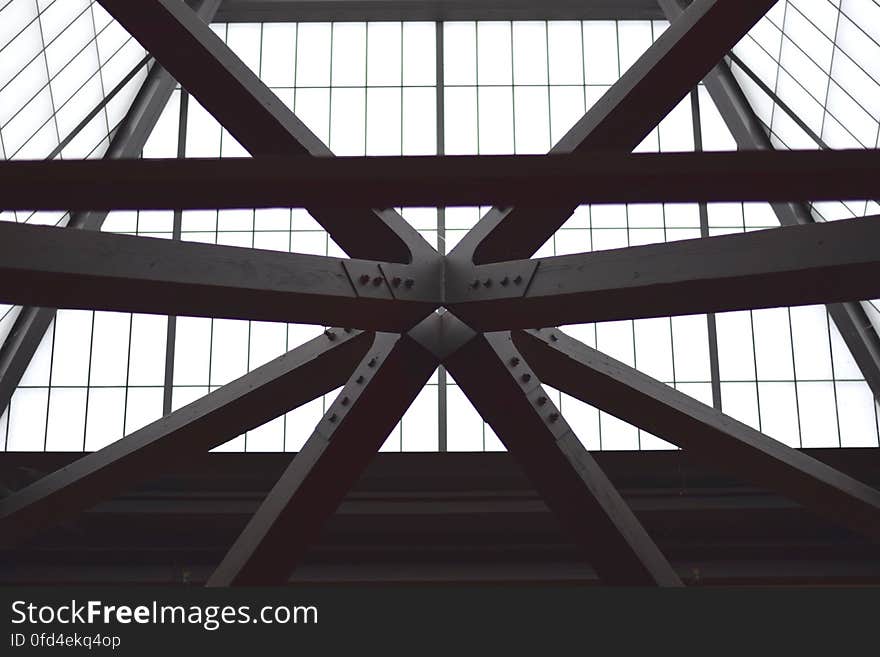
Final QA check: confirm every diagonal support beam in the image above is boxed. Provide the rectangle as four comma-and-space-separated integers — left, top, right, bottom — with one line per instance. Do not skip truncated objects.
0, 222, 436, 331
658, 0, 880, 403
97, 0, 434, 263
450, 0, 777, 263
444, 331, 682, 586
0, 0, 222, 419
0, 329, 372, 546
448, 216, 880, 330
208, 330, 437, 586
3, 149, 879, 211
515, 328, 880, 542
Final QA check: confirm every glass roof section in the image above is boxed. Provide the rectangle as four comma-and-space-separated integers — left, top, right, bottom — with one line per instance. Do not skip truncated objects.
1, 9, 878, 454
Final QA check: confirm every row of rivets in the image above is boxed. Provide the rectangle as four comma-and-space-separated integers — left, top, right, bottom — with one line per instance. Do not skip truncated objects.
328, 351, 382, 424
470, 275, 524, 289
356, 274, 414, 288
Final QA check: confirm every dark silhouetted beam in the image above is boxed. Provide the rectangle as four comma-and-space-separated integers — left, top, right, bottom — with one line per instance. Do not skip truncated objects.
0, 0, 222, 419
216, 0, 665, 23
515, 328, 880, 542
208, 331, 437, 586
0, 330, 372, 546
97, 0, 432, 263
0, 222, 434, 331
450, 0, 776, 263
448, 216, 880, 330
3, 149, 878, 211
659, 0, 880, 404
444, 330, 682, 586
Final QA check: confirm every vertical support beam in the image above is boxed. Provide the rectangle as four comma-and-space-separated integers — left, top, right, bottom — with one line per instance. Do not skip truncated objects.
690, 88, 722, 410
0, 0, 222, 420
435, 21, 448, 452
658, 0, 880, 403
445, 331, 682, 586
162, 90, 189, 416
208, 331, 437, 586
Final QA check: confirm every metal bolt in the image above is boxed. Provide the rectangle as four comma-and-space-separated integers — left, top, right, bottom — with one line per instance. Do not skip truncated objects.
368, 358, 377, 368
358, 274, 370, 285
483, 278, 492, 288
341, 396, 350, 406
372, 276, 383, 286
392, 277, 402, 287
550, 334, 558, 342
548, 412, 559, 424
356, 375, 365, 384
329, 413, 338, 423
324, 329, 336, 341
470, 279, 480, 289
514, 275, 523, 285
344, 327, 353, 334
521, 373, 531, 383
404, 279, 414, 288
501, 276, 510, 286
509, 357, 520, 367
536, 396, 547, 406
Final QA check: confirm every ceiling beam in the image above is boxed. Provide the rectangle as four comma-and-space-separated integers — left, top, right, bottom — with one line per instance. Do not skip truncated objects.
444, 331, 682, 585
208, 330, 437, 585
96, 0, 434, 263
0, 0, 222, 421
448, 216, 880, 330
0, 330, 372, 546
514, 329, 880, 542
449, 0, 776, 264
658, 0, 880, 404
3, 149, 878, 211
215, 0, 665, 23
0, 222, 435, 331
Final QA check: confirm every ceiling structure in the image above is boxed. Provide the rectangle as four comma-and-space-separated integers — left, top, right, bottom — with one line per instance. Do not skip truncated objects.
1, 0, 879, 586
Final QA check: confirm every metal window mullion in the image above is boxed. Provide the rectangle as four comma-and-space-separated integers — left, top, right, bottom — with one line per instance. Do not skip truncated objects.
162, 90, 189, 417
690, 88, 722, 411
436, 20, 447, 453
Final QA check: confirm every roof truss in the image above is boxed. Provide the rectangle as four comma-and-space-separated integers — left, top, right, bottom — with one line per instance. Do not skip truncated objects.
2, 0, 879, 586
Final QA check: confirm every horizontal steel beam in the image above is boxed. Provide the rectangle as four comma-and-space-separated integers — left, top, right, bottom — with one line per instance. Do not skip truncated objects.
215, 0, 665, 22
97, 0, 433, 263
660, 0, 880, 405
0, 0, 224, 420
444, 331, 681, 585
208, 330, 437, 586
448, 216, 880, 329
0, 222, 435, 330
2, 150, 878, 211
0, 329, 372, 546
451, 0, 777, 263
514, 328, 880, 542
